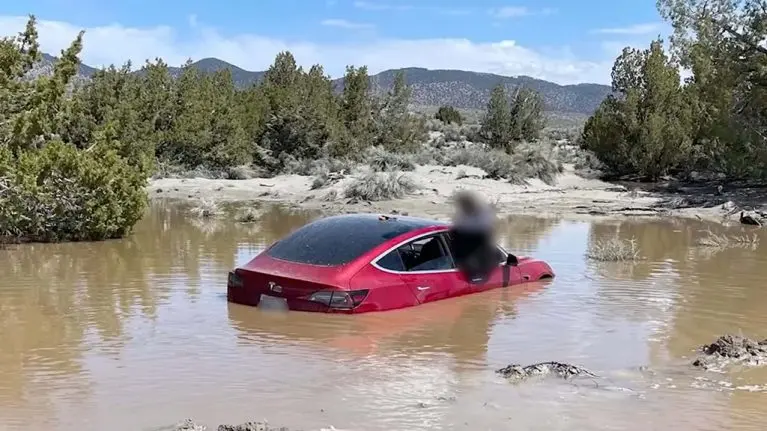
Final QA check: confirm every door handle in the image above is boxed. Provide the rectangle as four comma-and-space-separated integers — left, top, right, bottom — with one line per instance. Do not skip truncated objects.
416, 286, 430, 291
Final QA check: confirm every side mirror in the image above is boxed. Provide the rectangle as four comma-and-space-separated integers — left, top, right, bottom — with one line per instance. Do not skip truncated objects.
506, 253, 518, 266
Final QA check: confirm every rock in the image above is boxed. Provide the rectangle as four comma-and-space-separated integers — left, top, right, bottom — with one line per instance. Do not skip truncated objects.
722, 201, 735, 211
692, 334, 767, 369
175, 419, 207, 431
496, 361, 598, 382
739, 211, 762, 226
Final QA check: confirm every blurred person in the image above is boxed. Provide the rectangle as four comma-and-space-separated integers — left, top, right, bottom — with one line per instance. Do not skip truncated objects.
449, 190, 498, 284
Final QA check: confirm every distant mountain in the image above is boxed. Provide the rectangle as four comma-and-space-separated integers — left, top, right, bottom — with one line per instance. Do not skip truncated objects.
366, 68, 611, 115
34, 54, 612, 114
166, 58, 266, 87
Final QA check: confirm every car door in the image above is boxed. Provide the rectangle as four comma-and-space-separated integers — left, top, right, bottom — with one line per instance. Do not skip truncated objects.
397, 233, 469, 304
480, 247, 523, 291
442, 232, 521, 293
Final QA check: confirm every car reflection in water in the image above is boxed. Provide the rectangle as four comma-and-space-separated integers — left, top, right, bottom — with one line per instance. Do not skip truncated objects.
226, 280, 550, 364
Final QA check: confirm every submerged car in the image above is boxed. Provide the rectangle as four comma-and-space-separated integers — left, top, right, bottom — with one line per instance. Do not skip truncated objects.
227, 213, 554, 313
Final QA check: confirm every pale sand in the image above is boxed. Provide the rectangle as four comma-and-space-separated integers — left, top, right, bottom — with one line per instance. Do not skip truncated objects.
147, 163, 736, 223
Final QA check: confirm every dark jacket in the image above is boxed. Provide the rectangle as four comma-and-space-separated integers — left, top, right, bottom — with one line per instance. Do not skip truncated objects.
449, 224, 497, 284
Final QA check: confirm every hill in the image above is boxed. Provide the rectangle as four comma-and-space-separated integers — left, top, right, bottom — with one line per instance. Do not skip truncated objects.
34, 54, 611, 114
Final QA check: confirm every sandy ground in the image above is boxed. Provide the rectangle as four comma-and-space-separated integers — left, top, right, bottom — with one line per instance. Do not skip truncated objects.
148, 163, 756, 223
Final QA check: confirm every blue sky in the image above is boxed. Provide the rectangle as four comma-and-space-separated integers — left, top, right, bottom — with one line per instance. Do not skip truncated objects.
0, 0, 669, 84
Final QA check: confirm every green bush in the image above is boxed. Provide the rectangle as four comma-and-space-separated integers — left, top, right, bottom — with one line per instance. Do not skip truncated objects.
0, 16, 149, 244
435, 105, 463, 125
0, 140, 147, 242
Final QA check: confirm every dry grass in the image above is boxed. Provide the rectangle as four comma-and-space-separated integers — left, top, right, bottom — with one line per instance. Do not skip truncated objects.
344, 170, 419, 201
586, 237, 641, 262
322, 189, 338, 201
696, 229, 760, 251
234, 207, 261, 223
189, 198, 220, 219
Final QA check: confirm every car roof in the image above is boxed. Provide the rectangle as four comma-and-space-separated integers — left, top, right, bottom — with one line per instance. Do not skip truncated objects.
263, 213, 448, 267
326, 213, 447, 228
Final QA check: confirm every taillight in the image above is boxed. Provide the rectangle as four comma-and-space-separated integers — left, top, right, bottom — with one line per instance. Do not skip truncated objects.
302, 289, 368, 309
228, 271, 243, 288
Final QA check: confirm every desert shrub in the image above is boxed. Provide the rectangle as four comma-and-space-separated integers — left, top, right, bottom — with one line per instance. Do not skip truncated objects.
413, 145, 447, 165
442, 123, 463, 142
447, 143, 561, 185
365, 146, 416, 172
431, 135, 447, 148
435, 105, 463, 125
189, 198, 220, 219
461, 124, 484, 143
509, 142, 563, 185
235, 207, 261, 223
344, 170, 418, 201
226, 165, 258, 180
311, 173, 329, 190
696, 229, 760, 251
586, 237, 641, 262
282, 156, 354, 176
425, 118, 443, 132
0, 141, 147, 242
449, 147, 516, 179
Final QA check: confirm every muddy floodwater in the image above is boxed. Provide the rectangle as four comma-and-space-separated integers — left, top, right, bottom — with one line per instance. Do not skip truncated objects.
3, 202, 767, 431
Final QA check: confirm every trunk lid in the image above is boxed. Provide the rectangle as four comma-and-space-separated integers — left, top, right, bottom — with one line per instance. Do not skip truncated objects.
236, 255, 349, 300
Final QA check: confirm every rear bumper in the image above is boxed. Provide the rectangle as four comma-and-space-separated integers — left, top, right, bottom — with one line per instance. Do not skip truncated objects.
227, 279, 355, 313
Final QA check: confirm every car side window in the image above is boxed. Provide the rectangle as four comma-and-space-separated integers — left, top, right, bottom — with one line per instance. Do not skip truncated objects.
397, 235, 454, 272
377, 249, 406, 272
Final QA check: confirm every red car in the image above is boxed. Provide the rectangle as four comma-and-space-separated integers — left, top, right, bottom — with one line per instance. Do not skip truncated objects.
227, 213, 554, 313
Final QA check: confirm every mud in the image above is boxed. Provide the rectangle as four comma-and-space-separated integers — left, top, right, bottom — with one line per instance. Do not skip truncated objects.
496, 361, 599, 382
692, 334, 767, 370
174, 419, 290, 431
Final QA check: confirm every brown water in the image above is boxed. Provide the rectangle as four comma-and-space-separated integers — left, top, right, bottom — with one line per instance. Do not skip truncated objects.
2, 202, 767, 431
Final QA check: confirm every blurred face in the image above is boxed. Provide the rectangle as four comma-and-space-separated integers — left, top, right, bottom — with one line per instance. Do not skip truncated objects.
456, 194, 477, 214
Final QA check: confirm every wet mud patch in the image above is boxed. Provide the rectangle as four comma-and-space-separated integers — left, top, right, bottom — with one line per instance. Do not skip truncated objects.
495, 362, 652, 400
172, 419, 285, 431
171, 419, 346, 431
692, 334, 767, 371
496, 362, 599, 382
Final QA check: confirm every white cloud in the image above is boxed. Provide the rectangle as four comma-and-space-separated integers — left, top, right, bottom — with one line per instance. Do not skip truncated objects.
492, 6, 531, 18
592, 23, 662, 35
320, 19, 374, 30
0, 15, 614, 85
353, 1, 412, 11
490, 6, 558, 18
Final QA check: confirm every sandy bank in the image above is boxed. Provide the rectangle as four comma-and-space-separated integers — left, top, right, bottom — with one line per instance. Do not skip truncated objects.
147, 163, 759, 224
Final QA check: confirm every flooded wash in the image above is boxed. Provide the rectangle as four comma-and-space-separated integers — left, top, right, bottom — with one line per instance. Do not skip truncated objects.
2, 203, 767, 430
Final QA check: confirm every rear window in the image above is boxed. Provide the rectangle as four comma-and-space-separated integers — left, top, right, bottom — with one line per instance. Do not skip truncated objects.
266, 215, 430, 266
